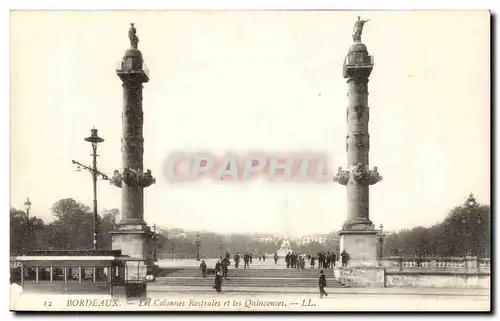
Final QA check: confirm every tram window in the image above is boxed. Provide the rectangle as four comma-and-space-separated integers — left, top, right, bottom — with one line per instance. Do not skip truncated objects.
112, 265, 125, 284
52, 267, 65, 282
23, 267, 37, 282
66, 267, 80, 283
81, 268, 94, 283
95, 267, 108, 282
10, 267, 21, 284
38, 267, 51, 282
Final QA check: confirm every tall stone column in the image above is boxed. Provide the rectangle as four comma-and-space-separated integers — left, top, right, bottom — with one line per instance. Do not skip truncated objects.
110, 23, 156, 281
334, 17, 382, 266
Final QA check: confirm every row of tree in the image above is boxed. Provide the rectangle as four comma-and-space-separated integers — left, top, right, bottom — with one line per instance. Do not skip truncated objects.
152, 230, 339, 259
382, 194, 490, 258
10, 194, 490, 259
10, 198, 118, 255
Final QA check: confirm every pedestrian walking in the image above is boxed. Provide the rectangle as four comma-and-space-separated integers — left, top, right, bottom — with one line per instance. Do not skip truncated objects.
214, 272, 222, 293
200, 260, 207, 278
222, 257, 230, 280
319, 269, 328, 298
341, 250, 349, 267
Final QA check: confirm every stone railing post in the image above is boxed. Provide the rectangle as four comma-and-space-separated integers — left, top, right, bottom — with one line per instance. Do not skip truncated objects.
430, 258, 437, 269
465, 256, 478, 272
398, 258, 403, 272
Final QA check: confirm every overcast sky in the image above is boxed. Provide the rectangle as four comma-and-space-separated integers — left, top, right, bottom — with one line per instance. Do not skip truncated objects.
10, 10, 490, 238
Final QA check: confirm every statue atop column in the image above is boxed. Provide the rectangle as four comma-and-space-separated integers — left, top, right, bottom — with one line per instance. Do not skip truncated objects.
352, 16, 371, 43
129, 23, 139, 49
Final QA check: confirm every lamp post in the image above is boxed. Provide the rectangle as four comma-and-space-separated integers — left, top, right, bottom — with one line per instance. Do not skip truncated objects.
464, 194, 476, 257
171, 242, 175, 261
152, 223, 158, 262
378, 224, 385, 260
195, 233, 202, 261
166, 228, 175, 261
219, 243, 223, 260
461, 217, 470, 257
72, 128, 108, 250
24, 197, 32, 251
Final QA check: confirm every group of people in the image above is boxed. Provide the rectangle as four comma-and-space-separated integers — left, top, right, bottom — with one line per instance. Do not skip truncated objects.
199, 257, 230, 293
231, 251, 271, 269
225, 251, 256, 269
197, 249, 350, 297
200, 260, 331, 298
285, 252, 306, 269
285, 250, 351, 269
311, 252, 337, 269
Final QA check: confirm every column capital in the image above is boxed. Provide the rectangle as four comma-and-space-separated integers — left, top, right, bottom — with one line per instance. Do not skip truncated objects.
352, 163, 382, 186
333, 167, 350, 185
122, 167, 156, 187
110, 169, 123, 188
334, 164, 382, 186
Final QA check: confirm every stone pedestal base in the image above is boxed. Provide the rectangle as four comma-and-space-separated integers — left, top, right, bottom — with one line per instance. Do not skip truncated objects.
338, 229, 379, 266
335, 228, 384, 288
110, 223, 154, 282
334, 266, 385, 287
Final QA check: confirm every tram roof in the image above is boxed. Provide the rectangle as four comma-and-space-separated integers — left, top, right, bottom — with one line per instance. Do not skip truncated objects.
11, 250, 147, 264
17, 250, 123, 256
13, 256, 145, 261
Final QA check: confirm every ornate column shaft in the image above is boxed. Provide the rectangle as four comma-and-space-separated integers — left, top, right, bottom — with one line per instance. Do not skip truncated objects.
346, 78, 371, 224
121, 81, 146, 224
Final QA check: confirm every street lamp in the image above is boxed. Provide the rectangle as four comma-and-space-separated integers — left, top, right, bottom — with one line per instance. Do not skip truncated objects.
152, 224, 158, 262
461, 216, 471, 257
166, 228, 175, 261
72, 127, 108, 250
378, 224, 385, 260
219, 243, 223, 260
195, 233, 202, 261
24, 197, 32, 251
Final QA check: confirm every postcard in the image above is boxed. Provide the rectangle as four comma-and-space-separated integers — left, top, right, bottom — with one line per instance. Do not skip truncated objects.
9, 10, 491, 312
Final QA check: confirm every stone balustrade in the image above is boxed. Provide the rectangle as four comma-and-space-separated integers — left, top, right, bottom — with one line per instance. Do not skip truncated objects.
381, 256, 490, 273
478, 258, 491, 271
334, 257, 490, 289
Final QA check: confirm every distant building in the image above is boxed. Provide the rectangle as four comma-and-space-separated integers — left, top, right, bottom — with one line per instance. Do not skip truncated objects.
301, 235, 329, 245
170, 232, 187, 239
252, 234, 275, 243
